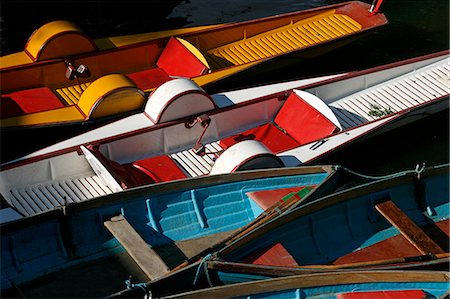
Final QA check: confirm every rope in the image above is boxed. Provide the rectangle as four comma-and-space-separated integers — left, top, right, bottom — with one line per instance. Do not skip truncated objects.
334, 163, 426, 181
193, 253, 213, 286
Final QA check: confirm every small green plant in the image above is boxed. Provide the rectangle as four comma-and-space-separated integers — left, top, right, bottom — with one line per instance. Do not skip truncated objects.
368, 103, 393, 117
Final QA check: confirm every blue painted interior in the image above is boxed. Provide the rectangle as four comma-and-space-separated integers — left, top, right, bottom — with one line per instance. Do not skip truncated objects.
1, 172, 327, 290
223, 172, 449, 266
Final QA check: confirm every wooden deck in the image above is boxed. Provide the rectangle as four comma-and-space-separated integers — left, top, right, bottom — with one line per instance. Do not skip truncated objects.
8, 174, 113, 216
206, 10, 361, 68
330, 59, 449, 129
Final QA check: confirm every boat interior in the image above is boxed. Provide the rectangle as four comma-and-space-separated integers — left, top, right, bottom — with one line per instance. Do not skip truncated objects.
0, 167, 330, 290
218, 168, 449, 270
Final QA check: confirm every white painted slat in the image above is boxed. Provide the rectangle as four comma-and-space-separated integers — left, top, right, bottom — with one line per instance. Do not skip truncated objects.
15, 190, 42, 213
86, 176, 108, 196
175, 151, 203, 176
389, 83, 421, 106
188, 149, 214, 172
91, 176, 113, 195
359, 93, 399, 112
373, 87, 405, 110
368, 89, 404, 110
64, 181, 87, 201
171, 152, 199, 177
25, 187, 53, 210
415, 75, 446, 97
59, 182, 81, 203
10, 190, 35, 216
182, 150, 209, 175
425, 70, 449, 92
339, 97, 373, 120
73, 179, 94, 199
38, 185, 63, 206
204, 144, 220, 164
78, 177, 101, 197
405, 77, 435, 100
53, 184, 75, 204
399, 80, 430, 106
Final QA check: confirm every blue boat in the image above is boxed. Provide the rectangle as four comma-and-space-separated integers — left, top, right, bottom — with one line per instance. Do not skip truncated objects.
124, 164, 449, 298
0, 165, 339, 296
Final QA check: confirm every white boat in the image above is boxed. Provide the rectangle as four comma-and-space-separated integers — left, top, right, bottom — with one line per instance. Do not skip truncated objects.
1, 50, 448, 220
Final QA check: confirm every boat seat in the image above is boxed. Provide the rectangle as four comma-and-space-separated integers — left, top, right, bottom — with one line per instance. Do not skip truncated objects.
246, 186, 314, 210
206, 10, 362, 68
243, 242, 299, 267
219, 123, 300, 154
157, 37, 210, 78
126, 68, 172, 91
132, 155, 187, 183
1, 87, 65, 118
209, 140, 284, 176
336, 290, 428, 299
83, 145, 155, 190
220, 90, 341, 153
144, 78, 216, 123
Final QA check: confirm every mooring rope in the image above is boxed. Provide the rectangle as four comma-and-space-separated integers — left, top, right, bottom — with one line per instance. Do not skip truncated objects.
334, 163, 427, 180
193, 253, 213, 286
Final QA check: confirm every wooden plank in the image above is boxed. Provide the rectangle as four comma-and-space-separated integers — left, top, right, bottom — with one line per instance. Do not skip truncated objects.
164, 270, 450, 299
104, 214, 170, 280
375, 200, 444, 255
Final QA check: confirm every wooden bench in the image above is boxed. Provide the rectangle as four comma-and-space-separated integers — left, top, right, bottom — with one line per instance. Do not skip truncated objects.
104, 214, 170, 280
375, 199, 444, 255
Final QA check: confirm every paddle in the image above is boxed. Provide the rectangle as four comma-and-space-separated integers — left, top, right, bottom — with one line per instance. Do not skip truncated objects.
206, 252, 450, 276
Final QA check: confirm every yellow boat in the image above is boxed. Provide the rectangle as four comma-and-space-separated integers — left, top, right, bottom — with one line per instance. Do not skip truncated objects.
0, 1, 387, 131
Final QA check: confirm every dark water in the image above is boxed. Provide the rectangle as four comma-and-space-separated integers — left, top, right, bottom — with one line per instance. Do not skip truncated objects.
0, 1, 449, 296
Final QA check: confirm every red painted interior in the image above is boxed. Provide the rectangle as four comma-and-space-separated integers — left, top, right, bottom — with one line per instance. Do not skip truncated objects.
333, 219, 449, 265
219, 123, 300, 154
156, 37, 209, 78
133, 155, 187, 182
1, 87, 64, 118
126, 67, 172, 91
274, 92, 338, 145
246, 186, 311, 210
243, 242, 299, 267
336, 290, 428, 299
86, 145, 155, 189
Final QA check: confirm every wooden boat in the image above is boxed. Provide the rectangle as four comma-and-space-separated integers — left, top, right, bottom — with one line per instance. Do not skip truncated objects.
121, 163, 449, 297
152, 270, 450, 299
0, 165, 340, 294
1, 50, 448, 212
0, 2, 387, 139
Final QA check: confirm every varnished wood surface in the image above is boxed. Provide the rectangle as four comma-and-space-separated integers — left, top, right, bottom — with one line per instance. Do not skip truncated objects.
104, 214, 170, 280
375, 200, 445, 255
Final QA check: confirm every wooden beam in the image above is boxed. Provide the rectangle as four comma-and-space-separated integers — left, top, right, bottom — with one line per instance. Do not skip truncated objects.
164, 270, 450, 299
104, 214, 170, 280
375, 200, 444, 255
